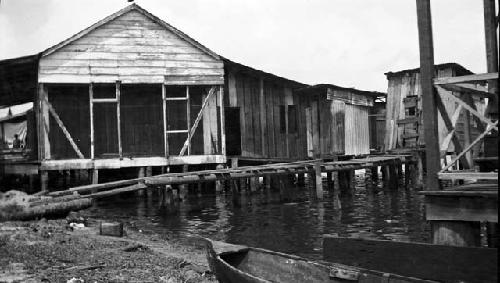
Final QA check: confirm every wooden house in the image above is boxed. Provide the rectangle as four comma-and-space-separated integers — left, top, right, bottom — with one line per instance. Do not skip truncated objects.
0, 4, 383, 190
384, 63, 487, 161
294, 85, 383, 157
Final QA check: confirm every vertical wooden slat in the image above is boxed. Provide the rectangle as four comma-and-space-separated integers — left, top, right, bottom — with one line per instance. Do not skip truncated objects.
416, 0, 441, 190
116, 80, 122, 159
89, 83, 94, 159
40, 84, 51, 160
219, 85, 226, 156
260, 78, 266, 156
186, 86, 191, 155
162, 83, 168, 157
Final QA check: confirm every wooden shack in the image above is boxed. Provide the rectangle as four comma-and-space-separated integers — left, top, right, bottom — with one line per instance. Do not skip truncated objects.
0, 3, 384, 190
384, 63, 487, 162
294, 85, 383, 157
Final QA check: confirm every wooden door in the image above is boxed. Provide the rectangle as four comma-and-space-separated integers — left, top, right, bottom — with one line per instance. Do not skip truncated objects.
225, 107, 241, 156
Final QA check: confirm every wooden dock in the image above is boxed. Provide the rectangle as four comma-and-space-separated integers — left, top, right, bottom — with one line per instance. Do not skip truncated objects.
46, 155, 412, 202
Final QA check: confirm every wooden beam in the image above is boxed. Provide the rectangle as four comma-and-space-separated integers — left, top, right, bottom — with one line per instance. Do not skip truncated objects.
42, 95, 84, 159
439, 83, 492, 99
179, 87, 216, 156
483, 0, 499, 117
89, 84, 95, 159
440, 105, 463, 152
433, 72, 498, 85
162, 83, 168, 157
416, 0, 441, 190
440, 121, 499, 172
39, 84, 50, 160
436, 85, 498, 131
219, 85, 226, 156
438, 172, 498, 180
116, 81, 122, 159
435, 92, 470, 168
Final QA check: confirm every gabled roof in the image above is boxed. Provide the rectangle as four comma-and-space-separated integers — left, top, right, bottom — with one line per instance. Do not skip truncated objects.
41, 3, 220, 60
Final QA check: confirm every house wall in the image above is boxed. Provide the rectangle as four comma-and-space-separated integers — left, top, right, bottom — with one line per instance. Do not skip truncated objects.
384, 67, 485, 156
226, 68, 308, 159
38, 10, 224, 85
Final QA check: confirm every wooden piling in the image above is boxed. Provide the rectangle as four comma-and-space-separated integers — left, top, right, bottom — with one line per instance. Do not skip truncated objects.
40, 170, 49, 192
215, 164, 224, 193
136, 167, 144, 196
326, 172, 333, 191
179, 165, 189, 200
486, 223, 498, 248
314, 162, 323, 200
297, 173, 305, 186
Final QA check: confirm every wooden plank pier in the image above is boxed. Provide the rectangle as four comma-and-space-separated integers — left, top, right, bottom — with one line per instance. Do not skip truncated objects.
46, 155, 413, 203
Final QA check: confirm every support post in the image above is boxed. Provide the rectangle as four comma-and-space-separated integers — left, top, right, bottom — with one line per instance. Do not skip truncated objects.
136, 167, 144, 196
40, 170, 49, 192
314, 162, 323, 199
89, 84, 95, 159
116, 80, 122, 159
215, 164, 224, 193
219, 85, 226, 156
483, 0, 498, 118
416, 0, 441, 190
179, 165, 188, 200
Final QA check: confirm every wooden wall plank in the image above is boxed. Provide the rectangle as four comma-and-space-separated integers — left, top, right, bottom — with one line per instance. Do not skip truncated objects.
39, 10, 223, 85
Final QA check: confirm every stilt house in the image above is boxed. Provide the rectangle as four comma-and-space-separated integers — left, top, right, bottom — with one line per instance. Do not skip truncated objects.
384, 63, 488, 161
0, 4, 383, 189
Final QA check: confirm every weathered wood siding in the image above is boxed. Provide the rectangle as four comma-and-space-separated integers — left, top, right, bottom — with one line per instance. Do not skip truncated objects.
384, 65, 485, 155
39, 10, 224, 84
344, 104, 370, 155
226, 67, 307, 159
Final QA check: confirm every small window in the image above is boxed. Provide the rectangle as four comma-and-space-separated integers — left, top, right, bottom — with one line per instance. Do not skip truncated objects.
279, 105, 286, 133
288, 105, 298, 134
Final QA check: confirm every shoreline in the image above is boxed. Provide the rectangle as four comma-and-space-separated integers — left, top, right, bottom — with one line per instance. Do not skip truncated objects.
0, 217, 217, 283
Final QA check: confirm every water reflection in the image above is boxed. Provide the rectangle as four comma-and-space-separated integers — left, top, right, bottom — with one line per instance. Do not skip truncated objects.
86, 172, 430, 260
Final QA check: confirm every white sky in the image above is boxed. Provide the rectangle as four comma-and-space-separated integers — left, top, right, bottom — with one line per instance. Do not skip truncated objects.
0, 0, 491, 92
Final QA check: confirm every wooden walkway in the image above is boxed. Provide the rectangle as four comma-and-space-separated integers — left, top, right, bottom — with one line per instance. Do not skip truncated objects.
47, 155, 412, 199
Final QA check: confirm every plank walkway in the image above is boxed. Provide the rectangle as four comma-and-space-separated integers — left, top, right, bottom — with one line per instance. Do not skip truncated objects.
48, 155, 411, 198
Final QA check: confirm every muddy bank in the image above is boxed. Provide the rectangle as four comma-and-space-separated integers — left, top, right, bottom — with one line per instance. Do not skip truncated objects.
0, 217, 217, 283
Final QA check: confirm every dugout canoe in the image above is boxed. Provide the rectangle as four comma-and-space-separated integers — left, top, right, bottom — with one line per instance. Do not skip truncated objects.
204, 238, 436, 283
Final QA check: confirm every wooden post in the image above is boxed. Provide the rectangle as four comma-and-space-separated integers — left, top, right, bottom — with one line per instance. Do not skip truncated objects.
259, 78, 266, 156
89, 84, 94, 159
116, 81, 122, 159
432, 221, 481, 247
215, 164, 224, 193
146, 166, 153, 198
162, 84, 168, 157
416, 152, 424, 188
404, 162, 411, 188
416, 0, 441, 190
249, 177, 258, 193
365, 168, 373, 190
486, 223, 498, 248
314, 162, 323, 199
179, 165, 189, 200
219, 85, 226, 155
327, 172, 333, 191
136, 167, 144, 196
349, 170, 356, 191
483, 0, 498, 119
40, 170, 49, 192
231, 179, 240, 207
40, 84, 51, 160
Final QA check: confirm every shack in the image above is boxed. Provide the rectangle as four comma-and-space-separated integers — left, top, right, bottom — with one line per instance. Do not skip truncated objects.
384, 63, 487, 166
295, 85, 384, 157
0, 3, 384, 190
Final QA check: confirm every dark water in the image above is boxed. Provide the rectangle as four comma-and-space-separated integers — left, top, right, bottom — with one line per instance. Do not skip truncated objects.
85, 171, 430, 260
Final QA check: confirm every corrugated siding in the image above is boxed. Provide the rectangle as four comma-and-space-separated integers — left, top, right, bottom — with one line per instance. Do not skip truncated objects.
39, 10, 224, 84
345, 104, 370, 155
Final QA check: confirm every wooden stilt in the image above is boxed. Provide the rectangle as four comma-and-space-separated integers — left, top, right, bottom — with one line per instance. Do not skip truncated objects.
416, 152, 424, 189
231, 179, 240, 206
297, 173, 305, 186
40, 171, 49, 192
404, 162, 411, 189
215, 164, 224, 193
432, 221, 481, 247
136, 167, 144, 196
179, 165, 189, 200
365, 168, 373, 190
249, 177, 258, 193
389, 163, 398, 190
348, 170, 356, 191
314, 162, 323, 200
327, 172, 333, 191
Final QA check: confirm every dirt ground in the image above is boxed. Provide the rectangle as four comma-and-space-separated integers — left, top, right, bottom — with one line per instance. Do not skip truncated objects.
0, 216, 218, 283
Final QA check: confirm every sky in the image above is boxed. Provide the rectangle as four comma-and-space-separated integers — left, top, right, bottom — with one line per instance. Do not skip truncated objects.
0, 0, 492, 92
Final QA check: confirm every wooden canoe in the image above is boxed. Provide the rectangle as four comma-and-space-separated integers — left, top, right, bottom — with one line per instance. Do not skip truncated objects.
323, 236, 498, 283
204, 239, 436, 283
